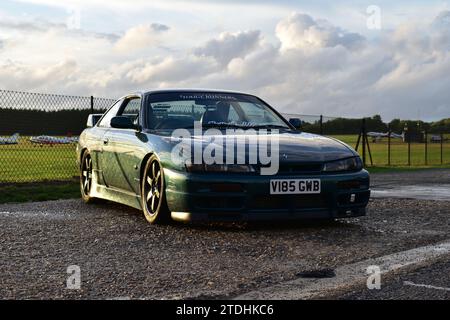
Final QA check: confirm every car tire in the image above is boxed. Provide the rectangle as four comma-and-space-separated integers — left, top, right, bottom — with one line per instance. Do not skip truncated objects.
141, 155, 171, 224
80, 151, 95, 203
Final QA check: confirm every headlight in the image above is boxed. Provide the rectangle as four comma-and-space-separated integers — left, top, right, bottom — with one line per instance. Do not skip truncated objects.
322, 157, 363, 172
185, 163, 256, 173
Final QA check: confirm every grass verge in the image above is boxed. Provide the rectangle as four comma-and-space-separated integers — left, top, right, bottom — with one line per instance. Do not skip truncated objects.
366, 165, 450, 174
0, 181, 80, 204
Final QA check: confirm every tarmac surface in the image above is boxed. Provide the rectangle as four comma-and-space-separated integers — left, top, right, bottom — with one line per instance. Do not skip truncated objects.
0, 169, 449, 299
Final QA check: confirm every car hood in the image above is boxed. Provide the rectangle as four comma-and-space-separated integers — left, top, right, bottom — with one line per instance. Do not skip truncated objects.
160, 129, 357, 163
262, 132, 356, 162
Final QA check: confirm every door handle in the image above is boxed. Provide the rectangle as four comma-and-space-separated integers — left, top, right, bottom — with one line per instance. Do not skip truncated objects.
103, 138, 109, 145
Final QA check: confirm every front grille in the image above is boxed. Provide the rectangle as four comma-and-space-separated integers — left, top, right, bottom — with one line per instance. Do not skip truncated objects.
276, 163, 323, 174
251, 195, 286, 210
292, 194, 327, 208
194, 196, 244, 210
251, 194, 327, 210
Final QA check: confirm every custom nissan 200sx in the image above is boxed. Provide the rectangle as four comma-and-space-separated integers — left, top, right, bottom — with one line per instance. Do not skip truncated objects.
76, 89, 370, 224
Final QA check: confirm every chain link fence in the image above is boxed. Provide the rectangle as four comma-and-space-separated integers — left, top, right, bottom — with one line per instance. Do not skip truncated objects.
281, 113, 450, 167
0, 90, 115, 183
1, 89, 449, 184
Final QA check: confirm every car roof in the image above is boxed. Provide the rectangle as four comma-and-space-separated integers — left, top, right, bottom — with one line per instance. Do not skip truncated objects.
129, 88, 254, 97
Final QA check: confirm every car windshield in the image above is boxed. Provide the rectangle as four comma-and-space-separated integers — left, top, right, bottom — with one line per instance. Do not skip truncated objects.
145, 92, 290, 130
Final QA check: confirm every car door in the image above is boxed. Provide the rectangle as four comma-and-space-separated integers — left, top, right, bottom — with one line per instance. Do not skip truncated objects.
102, 96, 148, 194
92, 99, 124, 186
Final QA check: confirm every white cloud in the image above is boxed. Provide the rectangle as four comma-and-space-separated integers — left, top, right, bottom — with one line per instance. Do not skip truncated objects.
275, 12, 365, 51
194, 30, 261, 65
114, 23, 169, 53
125, 55, 219, 84
1, 9, 450, 121
0, 17, 119, 40
0, 59, 78, 91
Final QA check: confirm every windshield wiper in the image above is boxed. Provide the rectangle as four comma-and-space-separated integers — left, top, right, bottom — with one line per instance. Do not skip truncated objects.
175, 124, 290, 130
248, 124, 291, 130
201, 123, 251, 129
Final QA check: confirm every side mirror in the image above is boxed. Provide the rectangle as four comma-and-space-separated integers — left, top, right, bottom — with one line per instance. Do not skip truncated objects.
289, 118, 302, 130
87, 114, 103, 127
110, 116, 136, 129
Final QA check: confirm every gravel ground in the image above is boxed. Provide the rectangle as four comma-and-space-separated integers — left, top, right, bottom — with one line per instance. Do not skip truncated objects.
371, 169, 450, 187
334, 256, 450, 300
0, 195, 449, 299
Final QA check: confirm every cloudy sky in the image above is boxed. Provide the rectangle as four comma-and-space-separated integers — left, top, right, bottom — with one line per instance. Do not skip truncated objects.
1, 0, 450, 121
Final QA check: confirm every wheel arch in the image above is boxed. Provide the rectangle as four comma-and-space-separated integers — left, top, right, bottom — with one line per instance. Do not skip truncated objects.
139, 152, 155, 187
79, 147, 89, 169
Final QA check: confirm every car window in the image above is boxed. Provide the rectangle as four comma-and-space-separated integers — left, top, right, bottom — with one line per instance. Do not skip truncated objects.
238, 102, 281, 124
227, 106, 240, 122
97, 100, 123, 128
145, 92, 290, 130
118, 98, 141, 125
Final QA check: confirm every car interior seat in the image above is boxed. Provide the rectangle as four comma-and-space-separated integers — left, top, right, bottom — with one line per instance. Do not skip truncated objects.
201, 102, 231, 125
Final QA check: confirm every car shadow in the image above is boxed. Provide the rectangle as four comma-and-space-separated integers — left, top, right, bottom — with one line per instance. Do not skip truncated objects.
174, 218, 364, 233
89, 199, 364, 233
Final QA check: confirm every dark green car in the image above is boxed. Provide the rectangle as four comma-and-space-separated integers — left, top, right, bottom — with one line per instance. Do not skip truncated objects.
77, 89, 370, 224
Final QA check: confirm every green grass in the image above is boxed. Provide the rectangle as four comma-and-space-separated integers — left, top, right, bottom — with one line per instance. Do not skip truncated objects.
1, 134, 449, 185
0, 182, 80, 204
330, 135, 450, 166
0, 134, 448, 204
366, 165, 450, 174
0, 137, 77, 183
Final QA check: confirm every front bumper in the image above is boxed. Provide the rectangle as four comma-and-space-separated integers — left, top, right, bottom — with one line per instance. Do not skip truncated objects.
164, 169, 370, 222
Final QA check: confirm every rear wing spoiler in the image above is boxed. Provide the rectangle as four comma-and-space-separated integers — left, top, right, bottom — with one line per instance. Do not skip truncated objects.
87, 114, 103, 127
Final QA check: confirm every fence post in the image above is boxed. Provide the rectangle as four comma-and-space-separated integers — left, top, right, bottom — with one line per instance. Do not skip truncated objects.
408, 135, 411, 166
319, 115, 323, 135
388, 124, 391, 166
90, 96, 94, 114
362, 118, 367, 167
441, 133, 444, 165
405, 125, 411, 166
424, 130, 428, 165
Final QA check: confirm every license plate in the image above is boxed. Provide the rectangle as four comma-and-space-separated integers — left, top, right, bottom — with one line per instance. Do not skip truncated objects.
270, 179, 321, 195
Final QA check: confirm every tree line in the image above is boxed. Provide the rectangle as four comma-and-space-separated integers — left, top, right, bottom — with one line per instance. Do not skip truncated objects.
0, 108, 449, 136
302, 115, 450, 135
0, 108, 105, 135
